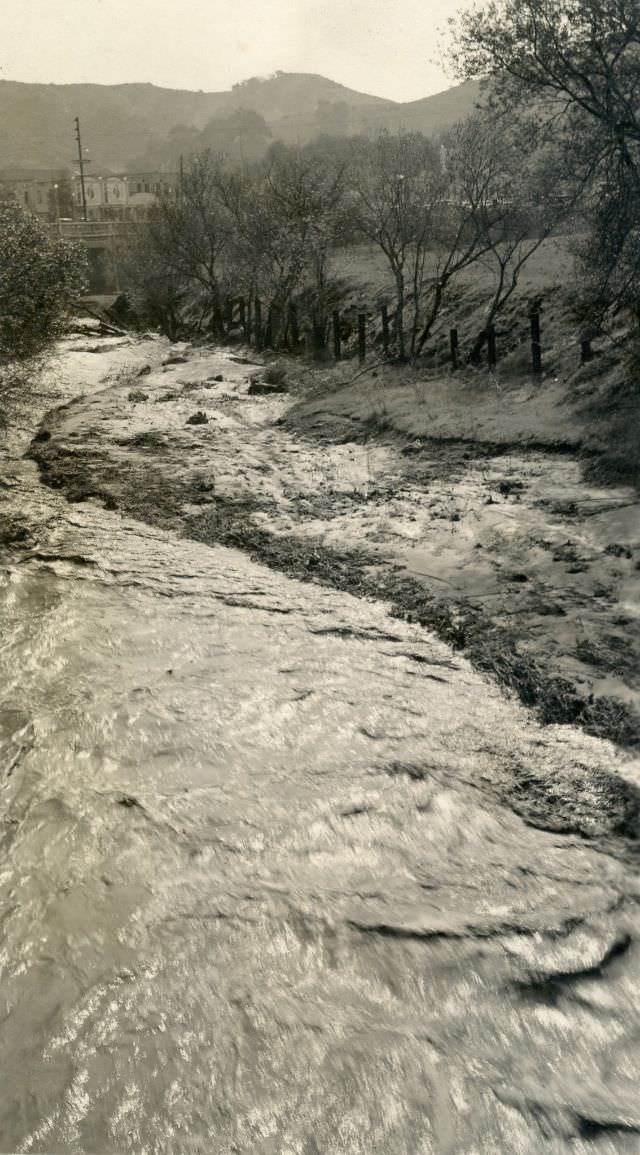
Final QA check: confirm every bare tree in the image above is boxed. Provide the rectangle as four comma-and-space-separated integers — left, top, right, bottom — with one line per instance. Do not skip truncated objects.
351, 131, 446, 359
141, 151, 235, 337
450, 0, 640, 325
227, 145, 349, 351
414, 112, 588, 357
413, 116, 504, 354
124, 225, 190, 342
451, 0, 640, 168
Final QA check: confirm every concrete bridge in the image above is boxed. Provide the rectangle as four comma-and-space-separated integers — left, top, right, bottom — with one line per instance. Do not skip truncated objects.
54, 220, 136, 292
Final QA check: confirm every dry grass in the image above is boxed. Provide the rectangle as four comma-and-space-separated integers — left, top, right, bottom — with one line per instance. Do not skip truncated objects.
331, 236, 579, 300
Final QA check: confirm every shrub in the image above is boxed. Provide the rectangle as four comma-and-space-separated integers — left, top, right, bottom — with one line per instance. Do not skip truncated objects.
0, 198, 87, 364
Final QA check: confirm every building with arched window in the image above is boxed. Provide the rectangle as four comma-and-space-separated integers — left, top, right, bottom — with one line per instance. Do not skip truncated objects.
72, 171, 178, 220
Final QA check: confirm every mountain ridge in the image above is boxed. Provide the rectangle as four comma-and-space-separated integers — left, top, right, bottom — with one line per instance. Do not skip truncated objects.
0, 73, 482, 170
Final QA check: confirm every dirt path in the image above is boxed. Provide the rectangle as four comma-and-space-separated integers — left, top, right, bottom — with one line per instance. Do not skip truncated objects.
31, 336, 640, 750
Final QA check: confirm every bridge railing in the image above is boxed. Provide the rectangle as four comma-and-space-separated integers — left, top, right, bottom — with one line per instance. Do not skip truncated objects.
56, 220, 132, 238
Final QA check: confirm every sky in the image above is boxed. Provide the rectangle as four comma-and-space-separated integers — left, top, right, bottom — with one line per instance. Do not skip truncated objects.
0, 0, 464, 103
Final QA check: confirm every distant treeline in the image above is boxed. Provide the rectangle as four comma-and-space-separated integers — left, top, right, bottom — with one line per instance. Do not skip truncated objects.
124, 117, 587, 358
125, 0, 640, 367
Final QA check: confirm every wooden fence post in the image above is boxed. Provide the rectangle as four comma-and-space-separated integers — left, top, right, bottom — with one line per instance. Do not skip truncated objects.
212, 301, 225, 339
530, 305, 542, 375
358, 312, 367, 364
332, 310, 341, 361
264, 305, 274, 349
487, 324, 497, 369
380, 304, 390, 357
288, 303, 299, 348
450, 327, 458, 369
271, 303, 284, 349
311, 316, 325, 359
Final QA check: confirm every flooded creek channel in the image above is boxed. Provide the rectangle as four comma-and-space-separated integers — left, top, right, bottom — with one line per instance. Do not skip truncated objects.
1, 333, 639, 1153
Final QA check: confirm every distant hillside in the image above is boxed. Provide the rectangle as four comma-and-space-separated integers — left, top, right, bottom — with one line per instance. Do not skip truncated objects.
0, 73, 482, 171
388, 80, 485, 134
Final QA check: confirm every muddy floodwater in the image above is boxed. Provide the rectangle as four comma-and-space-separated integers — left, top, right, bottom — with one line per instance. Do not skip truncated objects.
1, 332, 640, 1153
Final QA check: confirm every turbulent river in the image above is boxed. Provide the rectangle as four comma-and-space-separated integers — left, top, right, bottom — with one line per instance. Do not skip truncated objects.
1, 332, 639, 1154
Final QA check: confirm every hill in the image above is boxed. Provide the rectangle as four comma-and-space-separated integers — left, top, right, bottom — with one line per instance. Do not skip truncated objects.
0, 73, 482, 171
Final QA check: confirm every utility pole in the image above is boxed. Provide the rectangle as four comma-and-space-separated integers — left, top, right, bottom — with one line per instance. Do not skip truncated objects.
74, 116, 89, 222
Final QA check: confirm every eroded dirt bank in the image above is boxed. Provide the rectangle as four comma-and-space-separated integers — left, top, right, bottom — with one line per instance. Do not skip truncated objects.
0, 330, 640, 1152
31, 336, 640, 749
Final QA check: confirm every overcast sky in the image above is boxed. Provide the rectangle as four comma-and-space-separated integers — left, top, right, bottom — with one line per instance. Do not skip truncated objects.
0, 0, 464, 102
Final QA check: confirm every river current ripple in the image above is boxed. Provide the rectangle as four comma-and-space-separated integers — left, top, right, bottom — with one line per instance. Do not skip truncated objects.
0, 336, 639, 1154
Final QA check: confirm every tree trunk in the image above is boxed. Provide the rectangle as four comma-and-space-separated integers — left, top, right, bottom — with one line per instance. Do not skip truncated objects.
394, 279, 406, 361
416, 277, 446, 354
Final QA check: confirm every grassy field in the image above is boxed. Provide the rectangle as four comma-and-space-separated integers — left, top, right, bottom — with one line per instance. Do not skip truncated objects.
330, 236, 580, 301
292, 220, 639, 525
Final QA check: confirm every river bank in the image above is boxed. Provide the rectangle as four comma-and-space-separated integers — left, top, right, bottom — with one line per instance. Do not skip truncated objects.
30, 334, 640, 751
